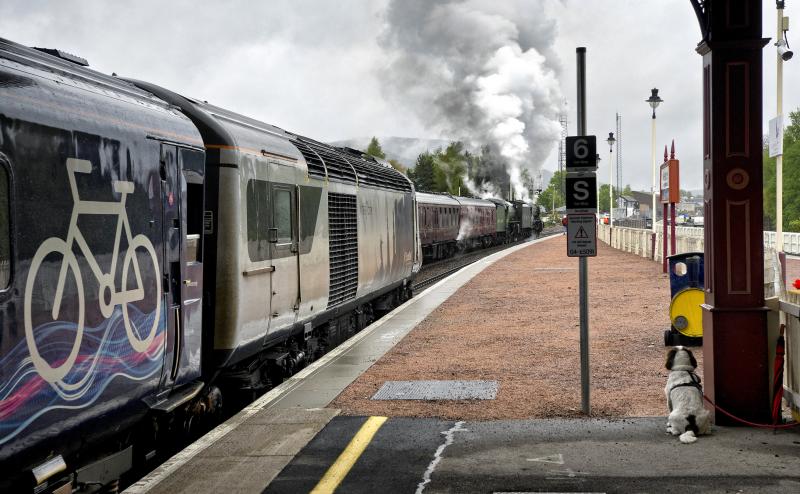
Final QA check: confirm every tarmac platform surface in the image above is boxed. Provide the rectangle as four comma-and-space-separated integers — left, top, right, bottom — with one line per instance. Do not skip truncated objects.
125, 236, 800, 494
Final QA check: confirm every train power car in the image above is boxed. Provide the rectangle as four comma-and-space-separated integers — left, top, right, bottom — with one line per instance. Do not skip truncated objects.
129, 82, 420, 389
416, 192, 461, 261
0, 37, 420, 493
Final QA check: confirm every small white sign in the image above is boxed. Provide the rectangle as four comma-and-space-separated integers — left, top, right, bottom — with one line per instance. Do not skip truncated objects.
769, 115, 783, 157
567, 214, 597, 257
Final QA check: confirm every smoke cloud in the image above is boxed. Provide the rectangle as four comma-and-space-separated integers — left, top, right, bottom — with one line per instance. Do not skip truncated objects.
379, 0, 563, 199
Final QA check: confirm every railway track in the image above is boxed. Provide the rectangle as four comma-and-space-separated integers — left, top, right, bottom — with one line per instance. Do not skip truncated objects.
413, 228, 561, 291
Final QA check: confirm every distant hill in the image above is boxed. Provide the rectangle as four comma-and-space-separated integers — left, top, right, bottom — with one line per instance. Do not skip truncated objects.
330, 136, 452, 168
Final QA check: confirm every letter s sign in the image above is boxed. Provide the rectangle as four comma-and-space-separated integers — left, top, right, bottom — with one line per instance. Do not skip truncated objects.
565, 175, 597, 212
574, 180, 589, 200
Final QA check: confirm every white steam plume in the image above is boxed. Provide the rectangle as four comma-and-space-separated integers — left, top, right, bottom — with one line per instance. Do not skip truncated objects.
379, 0, 564, 200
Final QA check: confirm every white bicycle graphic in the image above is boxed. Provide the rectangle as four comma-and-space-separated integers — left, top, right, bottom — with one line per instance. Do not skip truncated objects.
24, 158, 162, 387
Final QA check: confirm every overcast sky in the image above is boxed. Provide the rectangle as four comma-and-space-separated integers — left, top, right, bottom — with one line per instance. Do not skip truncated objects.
2, 0, 797, 193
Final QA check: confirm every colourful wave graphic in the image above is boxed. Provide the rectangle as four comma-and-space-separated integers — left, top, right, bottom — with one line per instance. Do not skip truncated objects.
0, 305, 165, 446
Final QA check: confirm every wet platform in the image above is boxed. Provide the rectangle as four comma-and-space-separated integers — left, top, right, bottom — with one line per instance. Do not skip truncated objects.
125, 236, 800, 494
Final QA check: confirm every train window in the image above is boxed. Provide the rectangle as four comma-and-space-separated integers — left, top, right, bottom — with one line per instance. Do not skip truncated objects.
183, 183, 204, 262
0, 163, 9, 289
273, 188, 292, 243
181, 148, 205, 263
246, 179, 270, 261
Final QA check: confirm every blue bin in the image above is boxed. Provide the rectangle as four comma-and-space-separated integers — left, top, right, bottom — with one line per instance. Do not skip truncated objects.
665, 252, 704, 346
668, 252, 704, 296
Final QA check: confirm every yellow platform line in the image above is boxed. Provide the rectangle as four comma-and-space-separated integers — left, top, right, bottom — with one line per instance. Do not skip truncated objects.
310, 416, 388, 494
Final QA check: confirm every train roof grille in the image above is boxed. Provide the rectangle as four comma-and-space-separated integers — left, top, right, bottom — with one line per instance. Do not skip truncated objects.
290, 138, 327, 177
32, 47, 88, 66
289, 135, 411, 192
295, 136, 357, 183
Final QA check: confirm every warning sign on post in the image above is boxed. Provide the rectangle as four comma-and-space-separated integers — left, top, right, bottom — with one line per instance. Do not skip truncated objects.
567, 214, 597, 257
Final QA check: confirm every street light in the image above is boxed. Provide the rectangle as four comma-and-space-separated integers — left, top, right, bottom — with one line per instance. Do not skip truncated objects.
646, 88, 663, 233
776, 2, 792, 251
607, 132, 616, 228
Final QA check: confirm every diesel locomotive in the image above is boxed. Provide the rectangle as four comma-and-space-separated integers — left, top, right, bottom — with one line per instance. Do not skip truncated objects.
0, 38, 419, 493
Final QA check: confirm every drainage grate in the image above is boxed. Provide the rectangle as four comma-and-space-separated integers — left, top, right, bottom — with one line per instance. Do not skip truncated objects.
371, 380, 498, 400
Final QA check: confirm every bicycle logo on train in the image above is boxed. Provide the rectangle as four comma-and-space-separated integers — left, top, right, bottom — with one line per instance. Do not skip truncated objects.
23, 158, 162, 389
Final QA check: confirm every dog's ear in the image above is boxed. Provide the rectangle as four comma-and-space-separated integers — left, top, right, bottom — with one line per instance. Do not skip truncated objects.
666, 348, 678, 370
687, 349, 697, 369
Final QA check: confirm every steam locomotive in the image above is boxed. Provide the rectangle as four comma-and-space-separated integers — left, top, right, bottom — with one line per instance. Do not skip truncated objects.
416, 192, 543, 261
0, 38, 539, 492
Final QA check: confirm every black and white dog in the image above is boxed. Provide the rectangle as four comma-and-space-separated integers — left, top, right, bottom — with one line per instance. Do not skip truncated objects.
665, 346, 710, 444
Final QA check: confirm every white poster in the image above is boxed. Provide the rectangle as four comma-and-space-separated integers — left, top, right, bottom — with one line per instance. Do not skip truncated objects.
769, 115, 783, 158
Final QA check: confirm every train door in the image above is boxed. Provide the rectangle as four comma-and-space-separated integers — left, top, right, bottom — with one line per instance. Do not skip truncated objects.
268, 183, 299, 333
157, 144, 204, 396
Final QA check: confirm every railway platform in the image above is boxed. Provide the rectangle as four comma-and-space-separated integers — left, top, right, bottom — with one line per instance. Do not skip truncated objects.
125, 236, 800, 494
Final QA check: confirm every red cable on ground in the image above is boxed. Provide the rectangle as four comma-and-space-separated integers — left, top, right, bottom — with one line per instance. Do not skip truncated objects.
703, 395, 800, 429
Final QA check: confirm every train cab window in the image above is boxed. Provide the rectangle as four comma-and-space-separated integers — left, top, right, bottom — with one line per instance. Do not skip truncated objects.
273, 188, 292, 244
181, 149, 205, 263
246, 179, 270, 261
0, 163, 9, 289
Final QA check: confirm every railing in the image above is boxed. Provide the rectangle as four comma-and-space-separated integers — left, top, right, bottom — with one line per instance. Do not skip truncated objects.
598, 224, 704, 261
610, 221, 800, 255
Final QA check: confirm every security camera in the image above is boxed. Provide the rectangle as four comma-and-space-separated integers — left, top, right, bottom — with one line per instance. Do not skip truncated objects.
778, 39, 793, 61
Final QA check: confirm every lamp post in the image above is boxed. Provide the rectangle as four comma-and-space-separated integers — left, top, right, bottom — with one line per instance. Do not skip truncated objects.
646, 88, 663, 235
607, 132, 616, 229
776, 1, 792, 251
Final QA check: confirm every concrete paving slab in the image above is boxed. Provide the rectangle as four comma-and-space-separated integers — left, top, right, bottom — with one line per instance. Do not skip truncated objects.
270, 388, 344, 409
145, 456, 293, 494
198, 423, 321, 457
242, 407, 338, 425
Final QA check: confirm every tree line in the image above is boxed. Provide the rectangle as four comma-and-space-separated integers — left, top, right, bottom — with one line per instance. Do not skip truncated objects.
365, 137, 537, 200
764, 109, 800, 232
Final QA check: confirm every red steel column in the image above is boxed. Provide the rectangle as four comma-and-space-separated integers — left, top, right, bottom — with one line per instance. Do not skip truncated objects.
670, 203, 676, 255
663, 203, 668, 273
694, 0, 771, 424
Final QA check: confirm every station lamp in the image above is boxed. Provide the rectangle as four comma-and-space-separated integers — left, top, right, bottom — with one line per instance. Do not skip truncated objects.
607, 132, 616, 226
646, 88, 663, 232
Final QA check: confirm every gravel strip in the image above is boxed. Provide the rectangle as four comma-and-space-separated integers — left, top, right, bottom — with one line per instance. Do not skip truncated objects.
331, 235, 700, 419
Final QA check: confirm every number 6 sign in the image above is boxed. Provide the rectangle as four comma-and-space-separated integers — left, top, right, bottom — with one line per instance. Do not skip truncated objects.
565, 136, 597, 172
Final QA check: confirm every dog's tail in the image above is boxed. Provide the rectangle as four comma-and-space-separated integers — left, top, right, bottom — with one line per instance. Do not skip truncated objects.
680, 415, 699, 444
